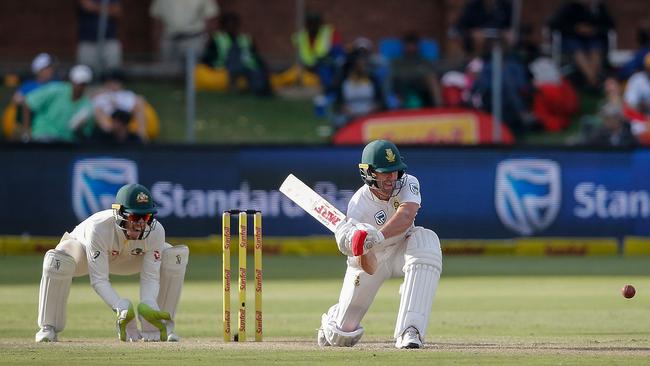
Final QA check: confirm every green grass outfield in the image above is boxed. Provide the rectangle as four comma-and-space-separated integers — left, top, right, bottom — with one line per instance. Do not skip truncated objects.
1, 255, 649, 365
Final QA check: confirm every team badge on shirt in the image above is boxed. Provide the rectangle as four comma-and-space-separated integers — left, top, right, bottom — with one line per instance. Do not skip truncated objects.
409, 183, 420, 196
153, 250, 161, 261
393, 200, 400, 210
130, 248, 145, 256
374, 210, 387, 225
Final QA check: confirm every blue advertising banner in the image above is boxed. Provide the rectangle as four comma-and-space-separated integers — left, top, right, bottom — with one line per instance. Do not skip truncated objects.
1, 145, 648, 239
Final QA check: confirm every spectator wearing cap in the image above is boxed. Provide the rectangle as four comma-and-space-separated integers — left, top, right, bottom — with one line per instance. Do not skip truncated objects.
12, 53, 57, 105
624, 53, 650, 117
92, 70, 149, 142
22, 65, 95, 143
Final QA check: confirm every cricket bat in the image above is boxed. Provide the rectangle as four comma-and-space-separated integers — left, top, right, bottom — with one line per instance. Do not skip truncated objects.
279, 174, 377, 274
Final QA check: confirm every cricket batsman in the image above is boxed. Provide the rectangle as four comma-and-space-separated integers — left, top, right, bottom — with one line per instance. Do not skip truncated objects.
35, 183, 189, 342
318, 139, 443, 349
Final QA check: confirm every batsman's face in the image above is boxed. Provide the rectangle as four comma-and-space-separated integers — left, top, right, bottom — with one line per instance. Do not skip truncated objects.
373, 171, 398, 200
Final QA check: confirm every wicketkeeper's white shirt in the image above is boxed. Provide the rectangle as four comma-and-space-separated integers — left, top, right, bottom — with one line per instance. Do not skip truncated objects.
69, 209, 166, 309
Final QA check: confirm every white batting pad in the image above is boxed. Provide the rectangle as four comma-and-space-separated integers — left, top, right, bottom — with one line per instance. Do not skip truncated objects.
156, 245, 189, 333
38, 249, 76, 332
320, 306, 365, 347
393, 228, 442, 341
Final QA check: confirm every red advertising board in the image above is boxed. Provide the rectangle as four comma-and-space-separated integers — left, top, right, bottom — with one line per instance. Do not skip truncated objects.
332, 108, 515, 145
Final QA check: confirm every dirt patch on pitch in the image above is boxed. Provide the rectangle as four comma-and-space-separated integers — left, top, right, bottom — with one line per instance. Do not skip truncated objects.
5, 338, 649, 356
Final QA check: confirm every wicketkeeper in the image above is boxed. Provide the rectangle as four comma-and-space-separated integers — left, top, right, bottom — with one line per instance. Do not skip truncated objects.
35, 183, 189, 342
318, 139, 443, 349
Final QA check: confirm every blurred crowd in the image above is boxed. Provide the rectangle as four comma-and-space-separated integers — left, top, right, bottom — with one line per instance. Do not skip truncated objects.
4, 0, 650, 147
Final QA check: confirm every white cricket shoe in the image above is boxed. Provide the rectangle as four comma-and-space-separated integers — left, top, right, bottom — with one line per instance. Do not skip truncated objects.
316, 328, 330, 347
167, 332, 180, 342
35, 326, 57, 343
395, 326, 422, 349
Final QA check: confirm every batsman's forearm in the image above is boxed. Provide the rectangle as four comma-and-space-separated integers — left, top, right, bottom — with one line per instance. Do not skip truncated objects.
379, 203, 419, 239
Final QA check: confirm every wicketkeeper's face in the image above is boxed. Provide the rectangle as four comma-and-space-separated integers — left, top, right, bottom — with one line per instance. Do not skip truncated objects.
123, 214, 151, 240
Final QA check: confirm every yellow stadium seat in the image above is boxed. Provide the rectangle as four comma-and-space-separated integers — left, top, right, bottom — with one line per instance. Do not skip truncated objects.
194, 64, 229, 91
2, 103, 18, 140
128, 101, 160, 140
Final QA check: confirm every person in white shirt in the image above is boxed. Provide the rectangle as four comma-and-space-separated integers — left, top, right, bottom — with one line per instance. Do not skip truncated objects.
92, 70, 148, 142
150, 0, 219, 66
624, 53, 650, 116
318, 139, 443, 349
35, 184, 189, 342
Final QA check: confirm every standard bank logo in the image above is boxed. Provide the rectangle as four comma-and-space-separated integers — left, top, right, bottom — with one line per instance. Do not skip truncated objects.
495, 159, 561, 235
72, 158, 138, 221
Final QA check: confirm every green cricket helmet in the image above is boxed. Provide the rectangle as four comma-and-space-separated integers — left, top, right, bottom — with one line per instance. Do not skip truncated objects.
111, 183, 158, 239
358, 139, 407, 194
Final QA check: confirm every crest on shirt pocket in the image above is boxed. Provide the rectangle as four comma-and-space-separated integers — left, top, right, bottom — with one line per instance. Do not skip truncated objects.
374, 210, 387, 225
153, 250, 161, 261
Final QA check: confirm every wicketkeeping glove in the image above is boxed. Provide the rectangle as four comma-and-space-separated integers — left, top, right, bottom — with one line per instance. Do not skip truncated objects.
138, 302, 171, 341
113, 299, 141, 342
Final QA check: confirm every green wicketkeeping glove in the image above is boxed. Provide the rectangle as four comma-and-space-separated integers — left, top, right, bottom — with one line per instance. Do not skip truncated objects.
137, 302, 171, 341
114, 299, 138, 342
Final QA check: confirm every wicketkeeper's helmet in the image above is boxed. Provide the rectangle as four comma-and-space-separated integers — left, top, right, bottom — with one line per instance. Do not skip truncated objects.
111, 183, 158, 239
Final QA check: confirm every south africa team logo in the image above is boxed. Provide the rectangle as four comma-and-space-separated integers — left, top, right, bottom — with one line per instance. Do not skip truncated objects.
495, 159, 561, 236
72, 158, 138, 221
374, 210, 387, 225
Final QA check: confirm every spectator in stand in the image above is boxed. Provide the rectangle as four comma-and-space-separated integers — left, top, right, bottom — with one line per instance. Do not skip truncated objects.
332, 45, 385, 127
150, 0, 219, 68
472, 53, 535, 136
624, 53, 650, 117
389, 32, 441, 109
12, 53, 57, 106
201, 12, 271, 96
547, 0, 615, 89
22, 65, 95, 143
77, 0, 123, 72
582, 103, 637, 147
293, 11, 345, 93
619, 27, 650, 80
452, 0, 514, 58
92, 69, 149, 142
529, 57, 579, 132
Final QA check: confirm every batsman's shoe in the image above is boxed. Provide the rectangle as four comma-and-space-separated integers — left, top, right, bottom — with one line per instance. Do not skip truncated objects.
395, 327, 423, 349
167, 332, 180, 342
35, 326, 57, 343
317, 328, 330, 347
